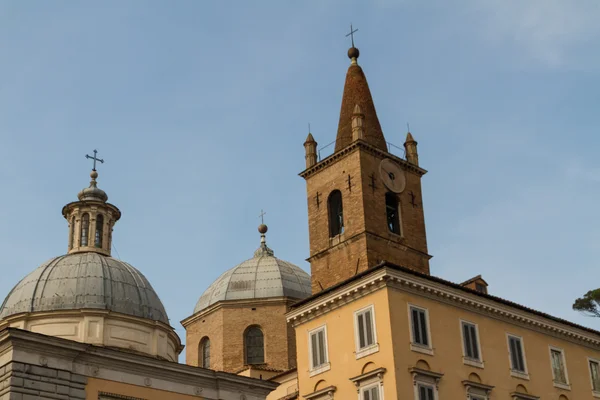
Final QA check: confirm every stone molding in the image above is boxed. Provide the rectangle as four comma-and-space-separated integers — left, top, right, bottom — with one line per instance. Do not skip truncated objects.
0, 308, 182, 361
299, 140, 426, 180
286, 266, 600, 349
0, 328, 277, 399
182, 296, 297, 327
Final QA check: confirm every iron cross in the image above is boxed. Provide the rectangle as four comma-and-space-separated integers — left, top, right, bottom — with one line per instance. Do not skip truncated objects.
346, 24, 358, 47
369, 173, 377, 193
409, 191, 418, 208
85, 149, 104, 171
259, 209, 267, 224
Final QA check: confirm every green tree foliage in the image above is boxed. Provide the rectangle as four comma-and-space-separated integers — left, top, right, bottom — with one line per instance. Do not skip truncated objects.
573, 289, 600, 317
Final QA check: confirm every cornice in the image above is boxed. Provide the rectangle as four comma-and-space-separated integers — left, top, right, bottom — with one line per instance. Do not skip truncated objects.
0, 328, 277, 393
181, 296, 297, 327
307, 230, 431, 263
286, 266, 600, 349
299, 140, 427, 180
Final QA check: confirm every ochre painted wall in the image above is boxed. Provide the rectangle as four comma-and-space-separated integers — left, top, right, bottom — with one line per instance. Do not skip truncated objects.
388, 287, 600, 399
295, 285, 600, 399
86, 378, 202, 400
295, 288, 398, 399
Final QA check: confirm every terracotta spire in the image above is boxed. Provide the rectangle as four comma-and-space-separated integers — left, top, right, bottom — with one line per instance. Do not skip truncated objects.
334, 47, 388, 153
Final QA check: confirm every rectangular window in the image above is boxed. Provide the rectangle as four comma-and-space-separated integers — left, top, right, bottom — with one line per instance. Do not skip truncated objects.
550, 348, 568, 384
462, 321, 480, 360
361, 385, 380, 400
508, 335, 526, 373
309, 326, 328, 370
590, 359, 600, 392
356, 306, 376, 350
417, 383, 434, 400
410, 306, 429, 347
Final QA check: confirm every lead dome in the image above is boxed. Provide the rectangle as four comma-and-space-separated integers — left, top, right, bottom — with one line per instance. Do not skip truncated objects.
0, 252, 168, 324
194, 225, 311, 313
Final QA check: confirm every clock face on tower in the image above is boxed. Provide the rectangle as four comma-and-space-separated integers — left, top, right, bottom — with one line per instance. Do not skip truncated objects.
379, 158, 406, 193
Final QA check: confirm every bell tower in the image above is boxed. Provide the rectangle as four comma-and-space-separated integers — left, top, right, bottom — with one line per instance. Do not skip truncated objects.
301, 45, 431, 293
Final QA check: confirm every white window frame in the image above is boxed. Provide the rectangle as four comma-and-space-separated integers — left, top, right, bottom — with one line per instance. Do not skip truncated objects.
548, 346, 570, 390
506, 333, 529, 380
408, 304, 433, 355
354, 305, 379, 359
308, 325, 330, 377
359, 382, 383, 400
459, 319, 484, 368
588, 357, 600, 398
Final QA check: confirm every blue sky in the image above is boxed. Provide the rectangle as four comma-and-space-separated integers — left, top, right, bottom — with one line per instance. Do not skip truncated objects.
1, 1, 599, 357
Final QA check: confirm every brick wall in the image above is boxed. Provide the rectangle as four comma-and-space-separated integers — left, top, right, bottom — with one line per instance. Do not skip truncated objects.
304, 145, 430, 293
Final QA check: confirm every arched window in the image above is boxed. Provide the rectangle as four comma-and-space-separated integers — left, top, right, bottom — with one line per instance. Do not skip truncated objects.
69, 217, 75, 249
385, 192, 401, 235
80, 213, 90, 246
95, 214, 104, 248
328, 190, 344, 237
245, 326, 265, 365
199, 337, 210, 369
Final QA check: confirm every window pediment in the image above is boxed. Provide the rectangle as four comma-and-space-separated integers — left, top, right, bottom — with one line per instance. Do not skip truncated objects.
510, 392, 539, 400
462, 380, 494, 398
409, 366, 443, 386
349, 367, 386, 391
303, 385, 336, 400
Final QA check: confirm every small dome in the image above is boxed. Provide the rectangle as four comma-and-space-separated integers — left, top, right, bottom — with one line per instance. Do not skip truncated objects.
0, 252, 169, 324
194, 239, 311, 313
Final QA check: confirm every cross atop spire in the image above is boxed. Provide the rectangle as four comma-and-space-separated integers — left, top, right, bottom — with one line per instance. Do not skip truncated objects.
346, 24, 358, 48
85, 149, 104, 171
259, 209, 267, 225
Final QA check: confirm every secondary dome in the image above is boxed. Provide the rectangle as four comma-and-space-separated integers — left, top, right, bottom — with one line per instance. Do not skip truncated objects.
0, 252, 169, 324
194, 225, 311, 313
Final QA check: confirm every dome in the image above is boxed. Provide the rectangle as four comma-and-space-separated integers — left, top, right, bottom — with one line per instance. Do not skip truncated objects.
194, 232, 311, 313
0, 252, 169, 324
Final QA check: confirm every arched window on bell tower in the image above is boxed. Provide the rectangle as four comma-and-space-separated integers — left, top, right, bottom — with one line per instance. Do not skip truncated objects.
328, 190, 344, 237
95, 214, 104, 248
199, 337, 210, 369
385, 192, 401, 235
80, 213, 90, 246
245, 326, 265, 365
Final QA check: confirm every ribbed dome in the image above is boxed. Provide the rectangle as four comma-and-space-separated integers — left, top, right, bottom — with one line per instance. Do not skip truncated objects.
194, 237, 311, 313
0, 252, 169, 324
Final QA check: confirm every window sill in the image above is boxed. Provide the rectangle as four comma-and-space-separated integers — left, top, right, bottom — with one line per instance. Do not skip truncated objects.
356, 344, 379, 360
309, 363, 331, 377
410, 343, 434, 356
510, 370, 530, 380
462, 357, 484, 369
593, 390, 600, 399
553, 382, 571, 391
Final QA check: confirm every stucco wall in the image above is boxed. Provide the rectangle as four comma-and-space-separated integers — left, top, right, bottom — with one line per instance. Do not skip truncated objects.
87, 378, 203, 400
294, 283, 600, 399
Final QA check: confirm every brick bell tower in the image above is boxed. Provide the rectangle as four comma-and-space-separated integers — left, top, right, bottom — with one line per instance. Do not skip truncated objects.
301, 44, 431, 294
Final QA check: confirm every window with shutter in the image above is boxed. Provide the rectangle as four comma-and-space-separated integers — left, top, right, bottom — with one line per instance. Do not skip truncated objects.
361, 385, 380, 400
590, 359, 600, 392
355, 306, 377, 352
309, 326, 329, 374
417, 383, 434, 400
461, 321, 480, 361
508, 335, 527, 375
410, 306, 429, 347
551, 349, 567, 384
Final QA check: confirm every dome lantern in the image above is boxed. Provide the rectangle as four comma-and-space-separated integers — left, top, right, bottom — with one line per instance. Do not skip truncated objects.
62, 150, 121, 256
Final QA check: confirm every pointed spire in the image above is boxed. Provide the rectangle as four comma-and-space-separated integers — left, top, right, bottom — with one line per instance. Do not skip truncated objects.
304, 129, 318, 169
335, 47, 388, 153
404, 130, 419, 166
